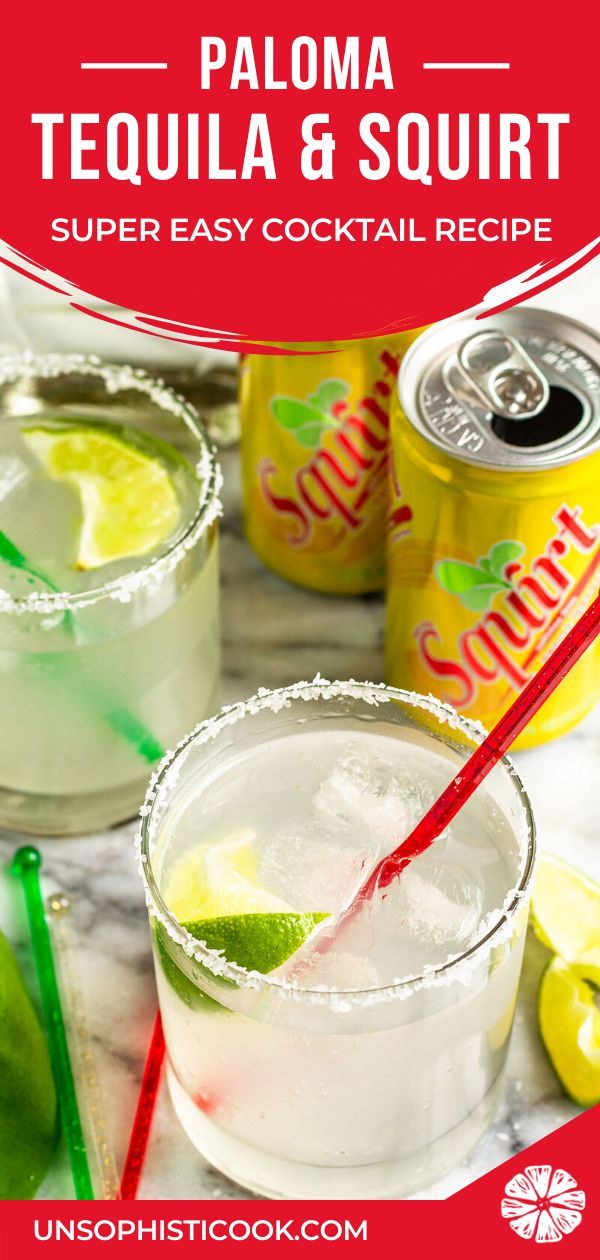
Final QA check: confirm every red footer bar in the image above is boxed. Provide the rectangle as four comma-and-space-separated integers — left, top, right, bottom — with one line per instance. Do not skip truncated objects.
0, 1105, 598, 1260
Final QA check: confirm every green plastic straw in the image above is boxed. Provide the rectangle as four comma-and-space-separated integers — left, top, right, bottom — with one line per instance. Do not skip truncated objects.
11, 847, 94, 1200
0, 529, 164, 765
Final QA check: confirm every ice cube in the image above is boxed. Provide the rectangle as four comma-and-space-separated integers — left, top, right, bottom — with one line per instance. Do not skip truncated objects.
0, 454, 28, 502
387, 860, 484, 950
294, 948, 382, 992
259, 823, 372, 916
314, 740, 419, 839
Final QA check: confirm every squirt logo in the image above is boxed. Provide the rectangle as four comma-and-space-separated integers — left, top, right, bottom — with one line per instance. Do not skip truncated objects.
500, 1165, 586, 1243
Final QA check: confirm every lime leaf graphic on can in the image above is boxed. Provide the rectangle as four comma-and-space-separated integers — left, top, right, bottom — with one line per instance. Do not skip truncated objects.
271, 378, 349, 449
485, 539, 526, 578
307, 379, 349, 414
435, 540, 525, 611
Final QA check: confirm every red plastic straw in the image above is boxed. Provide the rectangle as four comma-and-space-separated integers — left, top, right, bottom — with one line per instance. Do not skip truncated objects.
119, 1012, 165, 1200
349, 590, 600, 914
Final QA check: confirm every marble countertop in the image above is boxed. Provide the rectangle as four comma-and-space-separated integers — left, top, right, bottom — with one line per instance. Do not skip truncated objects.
0, 442, 597, 1203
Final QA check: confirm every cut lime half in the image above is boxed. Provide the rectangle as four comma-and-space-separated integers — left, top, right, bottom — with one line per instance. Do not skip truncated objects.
23, 423, 181, 570
531, 854, 600, 983
538, 957, 600, 1107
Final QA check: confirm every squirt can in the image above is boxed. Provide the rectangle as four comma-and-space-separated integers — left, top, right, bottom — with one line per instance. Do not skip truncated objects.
386, 309, 600, 748
241, 334, 421, 594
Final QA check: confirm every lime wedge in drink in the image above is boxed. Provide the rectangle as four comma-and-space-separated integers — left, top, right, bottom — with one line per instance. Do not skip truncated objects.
538, 957, 600, 1107
23, 424, 181, 570
156, 832, 328, 1004
163, 830, 294, 921
531, 854, 600, 983
182, 911, 328, 976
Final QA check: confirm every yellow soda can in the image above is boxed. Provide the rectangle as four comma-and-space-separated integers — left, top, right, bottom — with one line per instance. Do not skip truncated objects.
386, 309, 600, 748
241, 334, 420, 594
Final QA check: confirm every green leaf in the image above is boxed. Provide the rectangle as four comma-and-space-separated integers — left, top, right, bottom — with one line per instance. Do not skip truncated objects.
271, 398, 327, 448
436, 558, 508, 611
435, 559, 496, 595
308, 378, 349, 414
477, 558, 498, 579
486, 539, 525, 581
460, 585, 505, 612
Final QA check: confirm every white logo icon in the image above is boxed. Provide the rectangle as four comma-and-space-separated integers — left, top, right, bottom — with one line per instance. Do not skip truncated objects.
501, 1165, 586, 1243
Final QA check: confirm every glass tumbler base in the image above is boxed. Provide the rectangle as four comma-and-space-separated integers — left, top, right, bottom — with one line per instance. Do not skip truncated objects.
167, 1063, 505, 1200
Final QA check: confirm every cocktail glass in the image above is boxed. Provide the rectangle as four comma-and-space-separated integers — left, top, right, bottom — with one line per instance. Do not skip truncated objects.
139, 679, 535, 1199
0, 354, 221, 835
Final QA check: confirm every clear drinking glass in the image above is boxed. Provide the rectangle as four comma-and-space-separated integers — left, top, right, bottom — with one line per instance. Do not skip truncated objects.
139, 680, 535, 1200
0, 354, 221, 835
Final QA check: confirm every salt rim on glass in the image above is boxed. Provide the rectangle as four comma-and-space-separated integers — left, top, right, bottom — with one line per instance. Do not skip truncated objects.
137, 677, 536, 1011
0, 352, 223, 615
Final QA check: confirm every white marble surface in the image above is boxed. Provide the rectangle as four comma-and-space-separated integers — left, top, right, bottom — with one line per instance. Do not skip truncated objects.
0, 262, 599, 1201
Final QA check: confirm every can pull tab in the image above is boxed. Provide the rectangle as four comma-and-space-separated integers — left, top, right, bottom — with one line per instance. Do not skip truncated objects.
457, 331, 550, 421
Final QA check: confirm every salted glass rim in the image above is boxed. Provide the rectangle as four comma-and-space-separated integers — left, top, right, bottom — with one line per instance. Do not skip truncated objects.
0, 352, 222, 614
138, 679, 537, 1006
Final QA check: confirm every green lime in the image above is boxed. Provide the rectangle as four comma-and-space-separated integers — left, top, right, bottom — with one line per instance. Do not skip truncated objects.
531, 854, 600, 983
0, 928, 58, 1198
183, 911, 329, 975
23, 423, 181, 570
154, 910, 328, 1012
163, 831, 293, 921
156, 832, 329, 1008
153, 920, 225, 1012
538, 957, 600, 1107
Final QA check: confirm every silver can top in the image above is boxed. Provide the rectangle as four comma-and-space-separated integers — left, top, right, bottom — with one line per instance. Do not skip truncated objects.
398, 308, 600, 470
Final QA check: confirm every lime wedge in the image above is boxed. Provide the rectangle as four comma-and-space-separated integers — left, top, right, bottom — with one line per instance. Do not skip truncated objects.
23, 424, 181, 570
538, 957, 600, 1107
158, 832, 329, 997
531, 855, 600, 983
163, 831, 294, 921
183, 911, 329, 975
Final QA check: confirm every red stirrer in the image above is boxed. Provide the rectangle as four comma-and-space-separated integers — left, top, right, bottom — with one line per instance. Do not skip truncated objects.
120, 593, 600, 1195
119, 1013, 165, 1200
347, 590, 600, 918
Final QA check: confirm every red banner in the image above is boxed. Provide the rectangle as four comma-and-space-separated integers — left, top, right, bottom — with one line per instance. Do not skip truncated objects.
0, 0, 598, 349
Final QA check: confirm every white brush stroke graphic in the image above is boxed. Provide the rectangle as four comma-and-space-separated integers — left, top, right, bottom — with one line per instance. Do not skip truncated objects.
0, 235, 598, 351
482, 237, 600, 310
